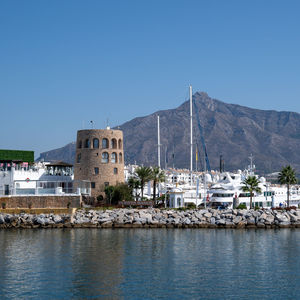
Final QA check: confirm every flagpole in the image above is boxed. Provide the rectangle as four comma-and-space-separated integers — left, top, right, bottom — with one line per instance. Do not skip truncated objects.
196, 147, 198, 172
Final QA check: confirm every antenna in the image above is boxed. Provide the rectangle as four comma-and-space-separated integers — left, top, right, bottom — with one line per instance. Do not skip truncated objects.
106, 118, 110, 130
190, 85, 193, 184
157, 115, 161, 168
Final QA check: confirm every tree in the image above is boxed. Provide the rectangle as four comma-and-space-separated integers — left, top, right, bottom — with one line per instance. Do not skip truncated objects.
242, 176, 262, 209
104, 184, 133, 205
278, 165, 297, 207
135, 166, 152, 200
127, 177, 140, 201
112, 183, 133, 204
104, 186, 115, 205
151, 166, 166, 204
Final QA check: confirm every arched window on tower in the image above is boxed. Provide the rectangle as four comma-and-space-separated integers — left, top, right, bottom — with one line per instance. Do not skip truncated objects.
111, 138, 117, 149
102, 152, 109, 163
118, 139, 122, 149
84, 139, 90, 148
93, 138, 99, 149
111, 152, 117, 163
119, 153, 123, 163
102, 138, 109, 149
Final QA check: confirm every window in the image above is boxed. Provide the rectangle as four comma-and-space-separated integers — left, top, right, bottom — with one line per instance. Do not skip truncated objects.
94, 167, 99, 174
177, 197, 181, 207
114, 168, 118, 174
118, 139, 122, 149
102, 138, 109, 149
119, 153, 123, 163
104, 182, 109, 187
102, 152, 109, 163
78, 140, 82, 148
111, 139, 117, 149
111, 138, 117, 149
111, 152, 117, 163
77, 153, 81, 163
91, 182, 96, 189
93, 138, 99, 149
85, 139, 90, 148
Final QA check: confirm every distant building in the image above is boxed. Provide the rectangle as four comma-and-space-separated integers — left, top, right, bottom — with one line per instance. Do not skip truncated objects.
74, 128, 125, 197
0, 149, 89, 196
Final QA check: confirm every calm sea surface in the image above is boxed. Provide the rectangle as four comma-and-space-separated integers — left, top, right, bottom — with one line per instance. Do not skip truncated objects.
0, 229, 300, 299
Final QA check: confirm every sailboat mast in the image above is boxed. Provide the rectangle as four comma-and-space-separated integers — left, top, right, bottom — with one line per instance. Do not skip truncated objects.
190, 85, 193, 184
157, 115, 161, 168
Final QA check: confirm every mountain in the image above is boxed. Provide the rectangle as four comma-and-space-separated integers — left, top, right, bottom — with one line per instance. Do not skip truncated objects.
38, 142, 76, 165
37, 92, 300, 174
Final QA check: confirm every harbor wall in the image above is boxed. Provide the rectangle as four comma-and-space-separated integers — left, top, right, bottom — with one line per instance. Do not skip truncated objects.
1, 208, 300, 229
0, 195, 81, 209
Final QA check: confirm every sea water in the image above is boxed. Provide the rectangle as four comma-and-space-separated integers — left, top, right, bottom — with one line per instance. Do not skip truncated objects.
0, 229, 299, 299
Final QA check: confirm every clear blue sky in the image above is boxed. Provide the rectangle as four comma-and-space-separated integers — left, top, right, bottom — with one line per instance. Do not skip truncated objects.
1, 0, 300, 157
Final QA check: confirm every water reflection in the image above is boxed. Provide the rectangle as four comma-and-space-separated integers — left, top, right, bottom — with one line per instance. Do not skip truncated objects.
0, 229, 300, 299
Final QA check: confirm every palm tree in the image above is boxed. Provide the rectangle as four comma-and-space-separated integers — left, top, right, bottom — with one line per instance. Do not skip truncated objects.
151, 167, 166, 204
135, 166, 152, 200
127, 177, 140, 201
242, 176, 262, 209
278, 165, 297, 207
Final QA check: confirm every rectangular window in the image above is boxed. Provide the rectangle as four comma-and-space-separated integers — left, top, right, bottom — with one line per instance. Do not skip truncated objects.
94, 167, 99, 174
91, 182, 96, 189
104, 182, 109, 187
113, 167, 118, 174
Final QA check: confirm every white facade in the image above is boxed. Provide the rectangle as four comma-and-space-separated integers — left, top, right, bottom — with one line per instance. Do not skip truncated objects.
0, 162, 91, 196
169, 190, 184, 208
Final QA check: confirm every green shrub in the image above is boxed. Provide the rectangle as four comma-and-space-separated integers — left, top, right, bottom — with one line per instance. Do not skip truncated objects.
97, 195, 104, 202
236, 203, 247, 209
176, 207, 186, 211
1, 202, 6, 209
105, 183, 133, 205
186, 203, 196, 209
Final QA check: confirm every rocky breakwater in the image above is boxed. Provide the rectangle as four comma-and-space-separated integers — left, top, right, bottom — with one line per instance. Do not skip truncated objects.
1, 208, 300, 229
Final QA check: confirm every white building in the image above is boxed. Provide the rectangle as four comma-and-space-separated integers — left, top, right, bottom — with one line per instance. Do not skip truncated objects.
0, 149, 90, 196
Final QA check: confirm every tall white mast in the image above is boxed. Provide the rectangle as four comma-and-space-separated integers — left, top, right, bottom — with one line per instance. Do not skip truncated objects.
190, 85, 193, 184
157, 115, 161, 168
249, 153, 254, 175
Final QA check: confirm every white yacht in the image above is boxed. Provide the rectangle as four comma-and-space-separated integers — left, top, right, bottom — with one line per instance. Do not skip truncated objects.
208, 170, 300, 209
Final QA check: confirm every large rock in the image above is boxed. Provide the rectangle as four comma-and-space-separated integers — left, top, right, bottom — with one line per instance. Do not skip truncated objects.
276, 214, 289, 223
53, 215, 62, 223
34, 216, 45, 225
216, 219, 225, 225
289, 214, 300, 222
247, 217, 256, 225
264, 215, 275, 224
233, 216, 243, 224
204, 212, 212, 218
0, 214, 4, 224
139, 212, 152, 223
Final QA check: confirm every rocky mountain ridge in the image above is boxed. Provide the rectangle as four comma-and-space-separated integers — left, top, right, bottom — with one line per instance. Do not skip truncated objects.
37, 92, 300, 174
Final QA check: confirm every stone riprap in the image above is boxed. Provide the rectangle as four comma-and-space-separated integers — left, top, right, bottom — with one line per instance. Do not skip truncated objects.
1, 208, 300, 229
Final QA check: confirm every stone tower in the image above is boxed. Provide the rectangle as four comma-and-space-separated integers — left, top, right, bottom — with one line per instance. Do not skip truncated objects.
74, 128, 125, 197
